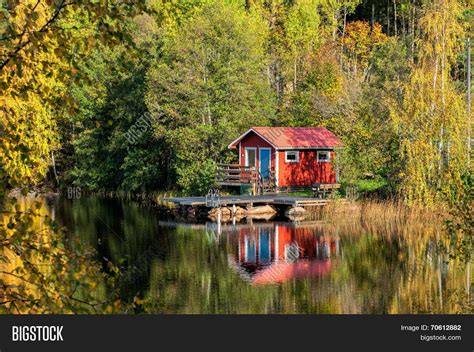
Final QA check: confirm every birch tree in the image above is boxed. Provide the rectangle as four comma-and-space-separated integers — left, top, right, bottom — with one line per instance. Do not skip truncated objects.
390, 0, 469, 205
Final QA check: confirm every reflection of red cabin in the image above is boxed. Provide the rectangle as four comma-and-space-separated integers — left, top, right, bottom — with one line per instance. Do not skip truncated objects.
229, 224, 340, 285
228, 127, 342, 187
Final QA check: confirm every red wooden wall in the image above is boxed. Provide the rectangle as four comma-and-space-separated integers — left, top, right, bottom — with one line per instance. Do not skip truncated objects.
277, 150, 336, 187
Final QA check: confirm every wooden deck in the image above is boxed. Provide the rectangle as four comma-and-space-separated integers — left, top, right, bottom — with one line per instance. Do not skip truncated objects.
161, 195, 328, 207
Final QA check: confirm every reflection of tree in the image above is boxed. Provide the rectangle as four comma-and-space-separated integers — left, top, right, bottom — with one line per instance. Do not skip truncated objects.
52, 196, 172, 305
0, 196, 125, 313
389, 239, 473, 314
31, 196, 473, 314
145, 227, 280, 313
339, 235, 403, 313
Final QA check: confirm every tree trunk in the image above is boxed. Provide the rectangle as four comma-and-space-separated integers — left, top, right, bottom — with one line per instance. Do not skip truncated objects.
333, 9, 339, 40
293, 57, 297, 92
411, 3, 415, 64
387, 0, 390, 36
401, 1, 406, 36
393, 0, 398, 36
371, 3, 375, 32
340, 6, 347, 70
51, 151, 59, 185
467, 38, 471, 167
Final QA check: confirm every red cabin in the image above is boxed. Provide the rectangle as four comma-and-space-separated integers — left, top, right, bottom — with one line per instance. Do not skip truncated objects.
227, 127, 342, 190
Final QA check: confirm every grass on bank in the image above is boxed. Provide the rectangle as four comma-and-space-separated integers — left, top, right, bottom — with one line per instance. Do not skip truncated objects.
285, 177, 389, 198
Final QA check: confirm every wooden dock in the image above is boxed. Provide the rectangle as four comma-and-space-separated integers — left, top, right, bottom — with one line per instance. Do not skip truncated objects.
161, 195, 328, 208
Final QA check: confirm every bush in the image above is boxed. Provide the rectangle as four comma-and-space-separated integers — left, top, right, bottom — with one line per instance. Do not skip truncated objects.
176, 159, 217, 196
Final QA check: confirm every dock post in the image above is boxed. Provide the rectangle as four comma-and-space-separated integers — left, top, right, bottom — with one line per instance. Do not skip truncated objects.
217, 208, 222, 235
232, 204, 236, 216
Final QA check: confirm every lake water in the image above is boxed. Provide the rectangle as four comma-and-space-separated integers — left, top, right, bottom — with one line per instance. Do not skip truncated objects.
47, 196, 472, 314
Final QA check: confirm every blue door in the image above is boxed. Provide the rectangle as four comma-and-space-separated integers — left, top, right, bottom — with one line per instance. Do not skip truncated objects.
259, 149, 271, 179
245, 236, 256, 263
259, 228, 271, 264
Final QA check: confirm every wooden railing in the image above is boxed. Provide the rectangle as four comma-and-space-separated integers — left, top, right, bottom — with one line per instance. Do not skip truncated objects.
257, 166, 276, 195
216, 164, 278, 195
216, 164, 258, 194
311, 183, 341, 199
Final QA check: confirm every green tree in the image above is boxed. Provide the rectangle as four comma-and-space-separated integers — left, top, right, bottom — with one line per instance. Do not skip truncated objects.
146, 0, 276, 193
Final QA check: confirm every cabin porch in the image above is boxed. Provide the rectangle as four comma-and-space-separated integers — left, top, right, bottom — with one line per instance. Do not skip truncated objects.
215, 163, 276, 195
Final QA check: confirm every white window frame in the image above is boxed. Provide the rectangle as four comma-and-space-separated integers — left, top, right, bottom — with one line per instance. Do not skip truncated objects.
317, 151, 330, 163
285, 150, 299, 163
245, 147, 257, 167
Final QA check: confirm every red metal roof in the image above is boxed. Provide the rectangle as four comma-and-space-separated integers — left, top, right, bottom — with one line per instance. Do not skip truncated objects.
227, 256, 333, 285
229, 127, 342, 149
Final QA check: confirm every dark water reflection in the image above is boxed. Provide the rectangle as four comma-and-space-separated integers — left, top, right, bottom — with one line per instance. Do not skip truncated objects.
49, 196, 472, 314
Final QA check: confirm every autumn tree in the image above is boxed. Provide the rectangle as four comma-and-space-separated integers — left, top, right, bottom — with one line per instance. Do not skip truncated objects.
341, 21, 388, 79
0, 0, 147, 313
389, 0, 469, 205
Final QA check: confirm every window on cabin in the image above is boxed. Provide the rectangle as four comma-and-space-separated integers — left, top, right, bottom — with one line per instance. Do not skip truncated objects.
285, 151, 299, 162
245, 148, 256, 167
317, 151, 330, 162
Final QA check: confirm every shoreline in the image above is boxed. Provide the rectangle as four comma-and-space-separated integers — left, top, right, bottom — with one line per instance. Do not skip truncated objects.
8, 187, 443, 225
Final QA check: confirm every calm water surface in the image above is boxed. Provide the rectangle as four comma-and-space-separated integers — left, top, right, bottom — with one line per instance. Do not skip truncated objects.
48, 196, 472, 314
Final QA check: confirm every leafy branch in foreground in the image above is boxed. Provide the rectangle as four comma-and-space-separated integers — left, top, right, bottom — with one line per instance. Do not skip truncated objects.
0, 0, 147, 190
0, 194, 129, 313
0, 0, 152, 313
